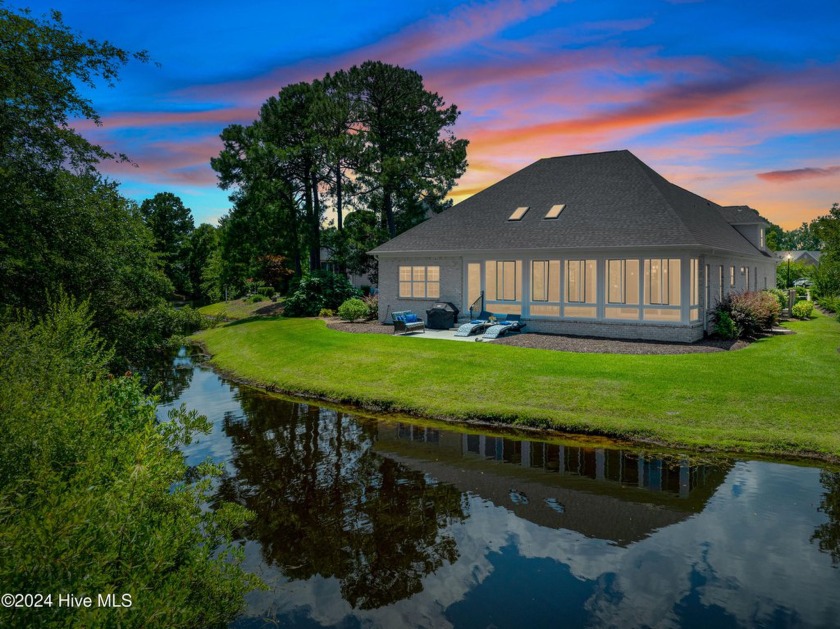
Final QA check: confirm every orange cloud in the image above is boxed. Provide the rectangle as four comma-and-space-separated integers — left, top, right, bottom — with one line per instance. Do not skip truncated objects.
757, 166, 840, 183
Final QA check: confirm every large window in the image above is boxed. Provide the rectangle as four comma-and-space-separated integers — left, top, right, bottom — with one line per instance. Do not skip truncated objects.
566, 259, 596, 303
398, 265, 440, 299
719, 265, 724, 301
607, 259, 639, 304
531, 260, 560, 302
485, 260, 521, 303
730, 266, 736, 288
644, 259, 681, 306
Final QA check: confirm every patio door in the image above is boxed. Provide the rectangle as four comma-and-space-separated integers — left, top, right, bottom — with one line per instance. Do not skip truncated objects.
467, 262, 482, 316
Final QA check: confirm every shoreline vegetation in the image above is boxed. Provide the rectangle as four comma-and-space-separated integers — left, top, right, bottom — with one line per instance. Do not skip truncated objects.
193, 308, 840, 463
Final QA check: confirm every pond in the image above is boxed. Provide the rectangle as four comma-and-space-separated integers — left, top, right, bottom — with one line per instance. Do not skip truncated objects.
158, 347, 840, 628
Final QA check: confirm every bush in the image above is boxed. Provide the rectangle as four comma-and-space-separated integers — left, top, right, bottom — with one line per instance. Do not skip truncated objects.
337, 298, 369, 322
818, 295, 839, 314
766, 288, 788, 312
248, 294, 267, 303
111, 303, 204, 370
0, 297, 261, 628
283, 271, 360, 317
712, 290, 781, 339
362, 294, 379, 320
318, 308, 335, 317
713, 311, 739, 340
792, 300, 814, 320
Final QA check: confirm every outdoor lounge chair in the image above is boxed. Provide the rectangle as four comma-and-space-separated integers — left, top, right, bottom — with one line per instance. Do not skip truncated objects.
392, 311, 425, 335
482, 314, 527, 340
454, 310, 494, 337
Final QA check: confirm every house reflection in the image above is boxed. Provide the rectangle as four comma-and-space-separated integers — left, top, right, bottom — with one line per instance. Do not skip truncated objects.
381, 423, 732, 546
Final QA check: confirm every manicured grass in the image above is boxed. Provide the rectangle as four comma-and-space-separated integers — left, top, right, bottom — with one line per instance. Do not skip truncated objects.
197, 298, 275, 320
194, 312, 840, 458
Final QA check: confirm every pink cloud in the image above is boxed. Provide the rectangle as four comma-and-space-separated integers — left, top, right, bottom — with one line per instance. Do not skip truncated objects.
757, 165, 840, 182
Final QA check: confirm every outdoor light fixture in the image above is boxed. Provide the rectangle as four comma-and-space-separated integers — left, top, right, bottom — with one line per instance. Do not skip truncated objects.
786, 253, 792, 288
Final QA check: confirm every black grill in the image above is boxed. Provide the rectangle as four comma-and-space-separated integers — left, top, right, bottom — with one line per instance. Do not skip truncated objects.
425, 302, 460, 329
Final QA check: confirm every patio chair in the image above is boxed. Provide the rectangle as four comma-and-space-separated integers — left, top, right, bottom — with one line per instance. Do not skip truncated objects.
454, 310, 494, 337
392, 311, 425, 335
482, 314, 526, 340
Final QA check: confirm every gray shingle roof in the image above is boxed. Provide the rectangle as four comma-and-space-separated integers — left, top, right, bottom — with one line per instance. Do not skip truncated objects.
717, 205, 769, 225
370, 150, 766, 257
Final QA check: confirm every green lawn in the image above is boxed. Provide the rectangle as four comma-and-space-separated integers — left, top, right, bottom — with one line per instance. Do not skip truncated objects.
194, 312, 840, 459
197, 298, 278, 320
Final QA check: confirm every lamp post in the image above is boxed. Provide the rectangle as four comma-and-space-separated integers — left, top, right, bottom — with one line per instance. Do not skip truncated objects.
786, 253, 792, 288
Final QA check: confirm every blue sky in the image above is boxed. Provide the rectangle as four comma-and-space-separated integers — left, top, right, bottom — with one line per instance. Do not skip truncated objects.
13, 0, 840, 228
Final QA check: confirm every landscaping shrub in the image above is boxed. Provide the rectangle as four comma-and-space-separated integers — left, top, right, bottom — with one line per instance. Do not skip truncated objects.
712, 290, 781, 339
818, 295, 839, 314
318, 308, 335, 317
792, 300, 814, 320
362, 294, 379, 321
713, 311, 739, 340
338, 298, 369, 322
283, 271, 360, 317
248, 294, 267, 303
766, 288, 788, 312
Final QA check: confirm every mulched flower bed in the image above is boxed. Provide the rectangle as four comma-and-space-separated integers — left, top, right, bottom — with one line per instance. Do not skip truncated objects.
323, 318, 749, 355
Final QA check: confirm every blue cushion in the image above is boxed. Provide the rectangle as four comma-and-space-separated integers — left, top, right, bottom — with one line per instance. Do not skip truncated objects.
471, 319, 484, 324
405, 313, 418, 323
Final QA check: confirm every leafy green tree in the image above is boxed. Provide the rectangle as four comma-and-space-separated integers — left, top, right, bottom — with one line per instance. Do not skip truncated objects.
0, 6, 148, 177
184, 223, 218, 301
347, 60, 468, 238
813, 203, 840, 296
140, 192, 195, 295
0, 297, 261, 628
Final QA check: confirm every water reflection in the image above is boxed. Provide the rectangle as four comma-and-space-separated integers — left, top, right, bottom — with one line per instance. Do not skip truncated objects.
214, 395, 466, 609
812, 471, 840, 565
154, 349, 840, 627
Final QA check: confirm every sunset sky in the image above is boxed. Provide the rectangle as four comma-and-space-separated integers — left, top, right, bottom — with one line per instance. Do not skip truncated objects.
17, 0, 840, 229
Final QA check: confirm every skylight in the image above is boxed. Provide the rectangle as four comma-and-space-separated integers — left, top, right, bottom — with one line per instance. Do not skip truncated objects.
545, 204, 565, 219
508, 206, 529, 221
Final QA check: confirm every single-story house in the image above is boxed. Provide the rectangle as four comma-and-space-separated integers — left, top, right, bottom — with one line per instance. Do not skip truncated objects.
370, 150, 776, 342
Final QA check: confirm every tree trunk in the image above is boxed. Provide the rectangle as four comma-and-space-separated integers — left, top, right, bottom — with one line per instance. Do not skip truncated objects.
309, 170, 321, 271
335, 163, 343, 232
383, 187, 396, 238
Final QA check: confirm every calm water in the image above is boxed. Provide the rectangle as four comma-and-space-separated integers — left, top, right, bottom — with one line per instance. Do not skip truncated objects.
158, 348, 840, 628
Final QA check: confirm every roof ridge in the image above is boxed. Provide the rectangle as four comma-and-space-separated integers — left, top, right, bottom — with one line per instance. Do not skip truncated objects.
622, 152, 698, 242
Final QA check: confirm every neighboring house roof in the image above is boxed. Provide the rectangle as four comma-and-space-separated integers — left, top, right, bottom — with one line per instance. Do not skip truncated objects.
775, 250, 822, 264
371, 150, 769, 257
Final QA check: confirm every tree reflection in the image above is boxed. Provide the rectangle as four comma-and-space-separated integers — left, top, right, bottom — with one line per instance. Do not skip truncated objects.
139, 347, 194, 404
214, 393, 466, 609
812, 471, 840, 565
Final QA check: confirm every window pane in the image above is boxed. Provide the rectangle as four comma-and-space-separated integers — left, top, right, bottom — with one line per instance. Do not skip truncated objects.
399, 266, 412, 281
608, 260, 622, 304
549, 260, 560, 302
650, 259, 661, 304
399, 282, 412, 297
605, 307, 639, 320
412, 282, 426, 298
626, 260, 639, 305
427, 266, 440, 282
503, 261, 516, 300
669, 259, 681, 306
486, 261, 496, 301
531, 304, 560, 316
585, 260, 596, 303
427, 282, 440, 299
413, 266, 425, 282
565, 305, 596, 318
567, 261, 580, 302
644, 308, 681, 322
468, 263, 481, 305
532, 261, 547, 301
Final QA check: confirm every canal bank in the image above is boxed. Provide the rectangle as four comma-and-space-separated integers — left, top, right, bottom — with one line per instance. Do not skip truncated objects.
191, 313, 840, 461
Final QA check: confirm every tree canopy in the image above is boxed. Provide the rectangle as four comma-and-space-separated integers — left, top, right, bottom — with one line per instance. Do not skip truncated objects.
209, 60, 468, 293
